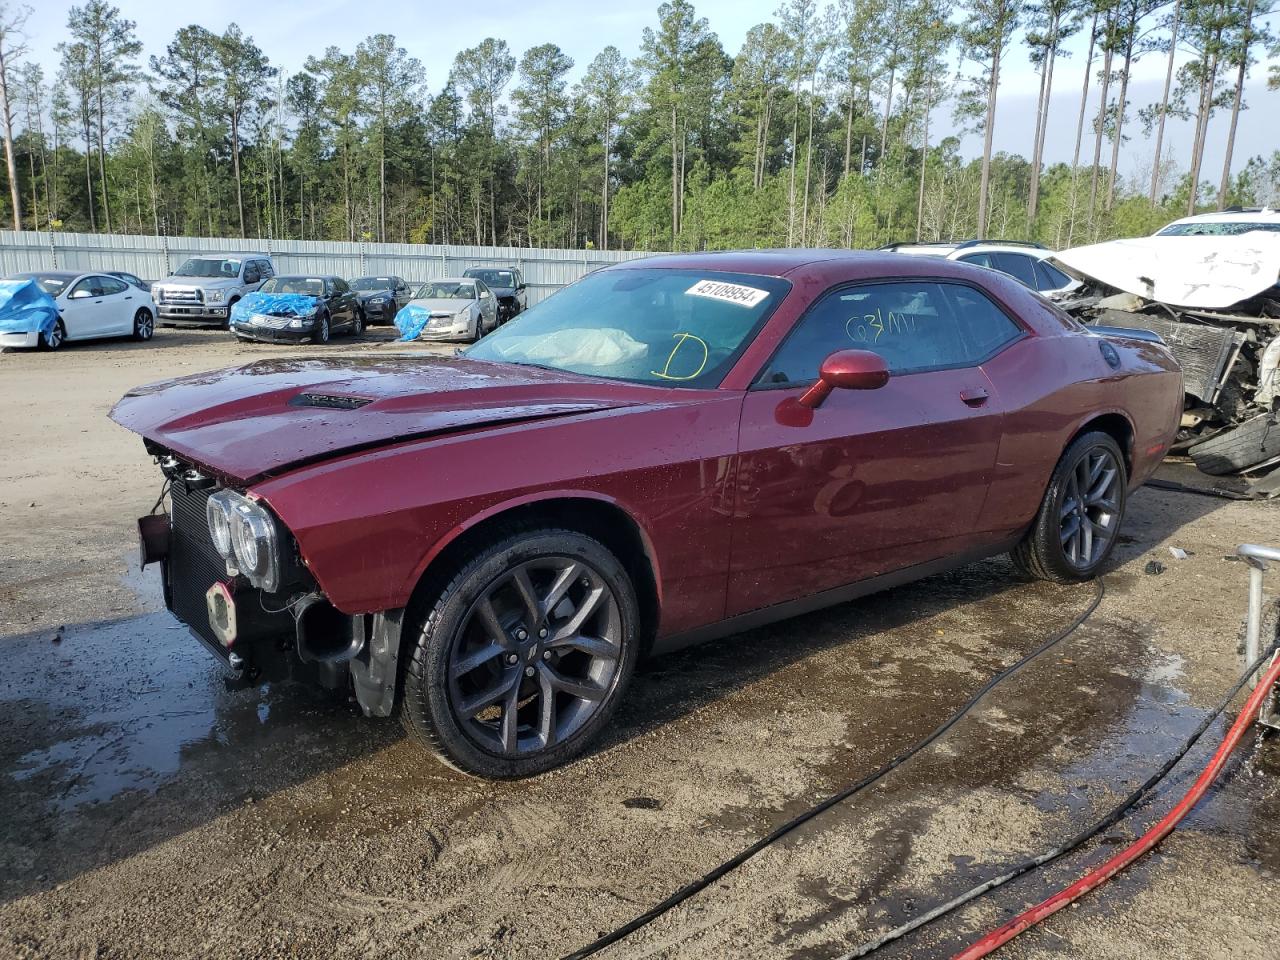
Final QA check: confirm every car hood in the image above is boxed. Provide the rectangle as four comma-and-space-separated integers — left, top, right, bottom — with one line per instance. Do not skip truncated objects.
486, 286, 516, 297
410, 297, 474, 314
355, 289, 395, 302
159, 277, 240, 290
109, 355, 661, 485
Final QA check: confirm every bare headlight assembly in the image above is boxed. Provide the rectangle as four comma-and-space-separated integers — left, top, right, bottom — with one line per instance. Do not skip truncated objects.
206, 490, 281, 592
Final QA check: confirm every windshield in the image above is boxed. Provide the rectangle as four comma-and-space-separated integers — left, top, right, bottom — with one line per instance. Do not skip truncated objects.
174, 257, 241, 278
466, 269, 515, 287
1157, 222, 1280, 236
260, 277, 324, 296
418, 281, 476, 300
465, 268, 791, 388
23, 275, 70, 297
350, 277, 396, 291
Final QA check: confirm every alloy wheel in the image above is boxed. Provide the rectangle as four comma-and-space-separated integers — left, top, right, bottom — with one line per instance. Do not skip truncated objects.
1058, 446, 1122, 569
46, 321, 65, 349
135, 309, 154, 340
447, 556, 623, 757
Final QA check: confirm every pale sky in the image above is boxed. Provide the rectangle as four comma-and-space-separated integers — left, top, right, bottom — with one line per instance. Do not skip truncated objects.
23, 0, 1280, 186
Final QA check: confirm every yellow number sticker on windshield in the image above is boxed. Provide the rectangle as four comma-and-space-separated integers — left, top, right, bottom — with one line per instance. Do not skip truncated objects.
650, 332, 709, 381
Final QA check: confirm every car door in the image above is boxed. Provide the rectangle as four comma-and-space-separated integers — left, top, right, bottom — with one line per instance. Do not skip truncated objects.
727, 279, 1022, 617
60, 276, 106, 338
332, 277, 357, 327
395, 278, 411, 308
242, 260, 262, 293
97, 275, 136, 333
991, 252, 1040, 291
475, 280, 496, 332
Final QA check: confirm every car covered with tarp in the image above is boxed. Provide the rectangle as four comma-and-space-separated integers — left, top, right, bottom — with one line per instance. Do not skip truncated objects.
0, 278, 60, 349
229, 275, 364, 344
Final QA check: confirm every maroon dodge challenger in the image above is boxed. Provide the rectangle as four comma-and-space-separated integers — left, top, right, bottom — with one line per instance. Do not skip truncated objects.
111, 251, 1182, 777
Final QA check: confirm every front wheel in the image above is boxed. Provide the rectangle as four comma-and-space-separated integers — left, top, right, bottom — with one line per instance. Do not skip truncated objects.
352, 307, 365, 336
132, 308, 154, 341
315, 311, 331, 344
1012, 430, 1127, 583
42, 319, 67, 350
400, 528, 641, 778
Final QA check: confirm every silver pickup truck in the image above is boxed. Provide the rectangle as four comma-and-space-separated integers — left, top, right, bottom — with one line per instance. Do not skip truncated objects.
152, 253, 277, 326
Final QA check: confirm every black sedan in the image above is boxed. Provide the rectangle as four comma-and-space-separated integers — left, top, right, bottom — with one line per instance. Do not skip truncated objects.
229, 275, 364, 344
349, 275, 413, 325
462, 266, 527, 323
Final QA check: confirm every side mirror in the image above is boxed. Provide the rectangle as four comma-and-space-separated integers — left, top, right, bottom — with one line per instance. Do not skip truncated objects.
799, 349, 890, 409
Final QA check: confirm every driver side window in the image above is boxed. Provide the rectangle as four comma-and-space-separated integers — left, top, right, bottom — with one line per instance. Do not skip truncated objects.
758, 281, 1022, 386
69, 277, 103, 299
244, 264, 261, 284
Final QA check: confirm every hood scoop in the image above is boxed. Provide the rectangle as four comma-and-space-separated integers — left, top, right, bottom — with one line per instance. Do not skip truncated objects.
289, 392, 374, 410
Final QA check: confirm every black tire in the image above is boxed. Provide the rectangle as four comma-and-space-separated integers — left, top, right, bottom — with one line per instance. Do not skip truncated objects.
384, 303, 397, 327
132, 308, 154, 341
1012, 430, 1128, 583
42, 319, 66, 350
315, 311, 331, 344
352, 307, 365, 336
1188, 414, 1280, 475
400, 527, 641, 778
223, 298, 238, 330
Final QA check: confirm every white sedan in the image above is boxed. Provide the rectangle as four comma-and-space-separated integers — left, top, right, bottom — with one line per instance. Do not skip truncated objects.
0, 270, 157, 349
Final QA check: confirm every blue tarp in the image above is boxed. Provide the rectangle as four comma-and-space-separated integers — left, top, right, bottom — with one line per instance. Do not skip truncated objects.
0, 279, 59, 340
231, 291, 320, 326
395, 303, 433, 341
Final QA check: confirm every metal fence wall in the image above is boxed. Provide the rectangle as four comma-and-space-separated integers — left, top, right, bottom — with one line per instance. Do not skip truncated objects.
0, 231, 658, 306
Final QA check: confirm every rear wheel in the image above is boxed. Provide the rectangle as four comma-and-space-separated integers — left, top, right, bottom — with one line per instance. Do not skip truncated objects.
132, 308, 154, 341
400, 528, 640, 778
1012, 430, 1127, 583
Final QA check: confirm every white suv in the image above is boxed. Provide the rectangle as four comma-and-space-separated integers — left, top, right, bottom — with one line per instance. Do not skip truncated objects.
1155, 207, 1280, 237
882, 240, 1079, 298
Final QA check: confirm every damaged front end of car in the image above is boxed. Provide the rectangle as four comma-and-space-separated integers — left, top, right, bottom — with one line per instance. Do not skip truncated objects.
140, 447, 402, 714
1051, 233, 1280, 494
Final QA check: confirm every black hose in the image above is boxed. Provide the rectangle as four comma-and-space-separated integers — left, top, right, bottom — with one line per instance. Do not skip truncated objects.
834, 639, 1280, 959
560, 580, 1106, 960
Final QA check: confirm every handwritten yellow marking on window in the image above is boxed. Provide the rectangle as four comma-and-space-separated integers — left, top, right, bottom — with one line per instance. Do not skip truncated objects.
650, 332, 710, 381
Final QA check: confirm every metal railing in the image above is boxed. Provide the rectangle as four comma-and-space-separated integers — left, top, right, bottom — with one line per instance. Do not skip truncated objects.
1238, 542, 1280, 728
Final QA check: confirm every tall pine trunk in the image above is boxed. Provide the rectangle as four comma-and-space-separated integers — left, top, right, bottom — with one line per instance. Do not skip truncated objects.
977, 41, 1002, 239
1217, 0, 1255, 207
1150, 0, 1180, 203
0, 45, 21, 231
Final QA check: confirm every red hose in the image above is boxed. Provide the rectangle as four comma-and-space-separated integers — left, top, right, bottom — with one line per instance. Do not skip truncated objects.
953, 654, 1280, 960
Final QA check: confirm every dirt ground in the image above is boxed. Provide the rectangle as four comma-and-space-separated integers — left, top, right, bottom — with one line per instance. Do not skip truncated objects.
2, 326, 1280, 960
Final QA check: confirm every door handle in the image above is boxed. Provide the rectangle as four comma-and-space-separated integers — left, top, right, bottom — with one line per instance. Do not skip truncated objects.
125, 295, 133, 300
960, 386, 989, 406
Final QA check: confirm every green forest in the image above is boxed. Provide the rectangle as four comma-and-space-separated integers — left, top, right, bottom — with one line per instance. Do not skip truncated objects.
0, 0, 1276, 251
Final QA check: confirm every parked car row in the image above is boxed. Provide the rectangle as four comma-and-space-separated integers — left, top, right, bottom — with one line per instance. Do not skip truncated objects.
1, 259, 530, 350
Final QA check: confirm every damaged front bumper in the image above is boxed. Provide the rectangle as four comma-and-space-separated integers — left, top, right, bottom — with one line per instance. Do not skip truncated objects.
140, 457, 405, 715
1052, 236, 1280, 490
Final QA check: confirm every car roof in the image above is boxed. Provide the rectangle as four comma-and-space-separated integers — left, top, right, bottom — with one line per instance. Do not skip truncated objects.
949, 243, 1056, 259
185, 252, 271, 259
608, 248, 1028, 281
9, 270, 81, 280
425, 277, 477, 284
1163, 208, 1280, 225
272, 274, 336, 281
